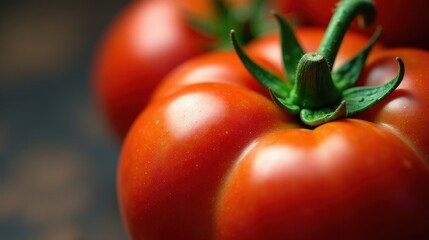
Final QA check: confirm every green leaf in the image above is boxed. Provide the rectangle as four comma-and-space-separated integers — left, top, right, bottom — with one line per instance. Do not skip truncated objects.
332, 27, 381, 91
300, 100, 347, 126
343, 57, 404, 115
273, 13, 304, 85
230, 30, 291, 98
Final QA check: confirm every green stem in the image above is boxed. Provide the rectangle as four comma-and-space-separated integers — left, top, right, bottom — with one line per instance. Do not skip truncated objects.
292, 53, 341, 108
318, 0, 376, 70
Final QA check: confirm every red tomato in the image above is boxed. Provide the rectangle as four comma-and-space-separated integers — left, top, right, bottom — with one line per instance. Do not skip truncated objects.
117, 21, 429, 238
92, 0, 210, 138
92, 0, 291, 138
294, 0, 429, 49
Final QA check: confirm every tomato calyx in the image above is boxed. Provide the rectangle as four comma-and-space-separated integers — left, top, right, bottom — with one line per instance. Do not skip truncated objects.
187, 0, 275, 49
231, 0, 405, 126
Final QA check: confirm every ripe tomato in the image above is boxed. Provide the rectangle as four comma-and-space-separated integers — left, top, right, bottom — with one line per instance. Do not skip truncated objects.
92, 0, 210, 138
117, 1, 429, 239
119, 31, 429, 240
294, 0, 429, 49
92, 0, 291, 138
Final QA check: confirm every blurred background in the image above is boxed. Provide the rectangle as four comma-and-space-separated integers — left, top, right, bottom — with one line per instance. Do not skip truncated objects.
0, 0, 129, 239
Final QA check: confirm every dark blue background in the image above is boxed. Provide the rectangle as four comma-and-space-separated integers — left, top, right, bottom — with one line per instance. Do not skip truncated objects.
1, 0, 130, 239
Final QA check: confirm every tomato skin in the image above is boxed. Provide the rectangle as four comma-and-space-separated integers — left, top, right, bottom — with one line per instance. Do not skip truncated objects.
358, 49, 429, 160
216, 120, 429, 239
149, 51, 268, 102
118, 83, 296, 240
92, 0, 212, 138
118, 26, 429, 239
294, 0, 429, 49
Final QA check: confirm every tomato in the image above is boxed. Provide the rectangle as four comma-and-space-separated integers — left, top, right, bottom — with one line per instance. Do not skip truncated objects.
294, 0, 429, 49
91, 0, 291, 138
118, 1, 429, 239
216, 119, 429, 239
92, 0, 210, 138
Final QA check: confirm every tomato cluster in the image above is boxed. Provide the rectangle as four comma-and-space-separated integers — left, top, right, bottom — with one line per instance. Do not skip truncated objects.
91, 0, 429, 239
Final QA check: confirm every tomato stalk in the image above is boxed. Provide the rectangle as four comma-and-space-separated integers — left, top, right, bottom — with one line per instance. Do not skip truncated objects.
292, 53, 341, 109
231, 0, 405, 126
318, 0, 376, 70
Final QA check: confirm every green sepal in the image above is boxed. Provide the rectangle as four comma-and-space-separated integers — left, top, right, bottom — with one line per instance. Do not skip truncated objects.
231, 30, 291, 98
300, 100, 347, 126
185, 16, 220, 39
343, 57, 404, 115
270, 89, 301, 114
246, 0, 268, 35
186, 0, 274, 49
273, 12, 304, 85
214, 0, 229, 19
332, 27, 381, 91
